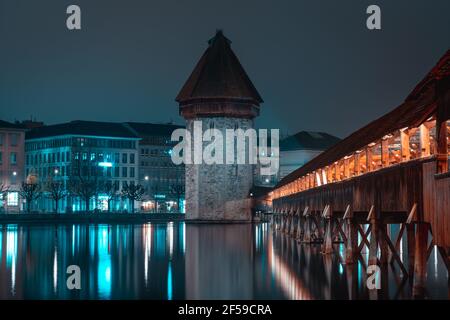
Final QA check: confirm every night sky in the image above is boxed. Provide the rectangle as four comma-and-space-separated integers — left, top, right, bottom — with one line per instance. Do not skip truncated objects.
0, 0, 449, 138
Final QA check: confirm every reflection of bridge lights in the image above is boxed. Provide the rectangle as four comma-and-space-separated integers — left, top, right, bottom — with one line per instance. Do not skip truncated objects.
268, 236, 312, 300
53, 247, 58, 293
167, 222, 174, 258
144, 223, 152, 285
6, 226, 18, 295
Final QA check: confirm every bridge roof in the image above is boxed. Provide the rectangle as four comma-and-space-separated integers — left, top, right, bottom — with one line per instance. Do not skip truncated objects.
276, 50, 450, 188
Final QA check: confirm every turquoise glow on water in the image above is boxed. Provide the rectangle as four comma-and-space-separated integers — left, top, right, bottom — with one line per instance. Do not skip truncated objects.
0, 222, 447, 300
167, 262, 173, 300
97, 225, 111, 299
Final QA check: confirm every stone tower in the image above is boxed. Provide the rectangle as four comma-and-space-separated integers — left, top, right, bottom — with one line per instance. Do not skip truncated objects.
176, 30, 263, 221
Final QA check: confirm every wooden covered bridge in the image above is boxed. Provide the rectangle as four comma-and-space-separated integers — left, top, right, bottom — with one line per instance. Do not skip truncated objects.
269, 50, 450, 298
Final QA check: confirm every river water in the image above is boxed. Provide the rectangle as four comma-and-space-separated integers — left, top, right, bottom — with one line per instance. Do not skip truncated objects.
0, 222, 447, 299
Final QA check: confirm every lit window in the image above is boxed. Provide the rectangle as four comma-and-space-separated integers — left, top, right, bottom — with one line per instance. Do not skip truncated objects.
7, 192, 19, 206
10, 152, 17, 165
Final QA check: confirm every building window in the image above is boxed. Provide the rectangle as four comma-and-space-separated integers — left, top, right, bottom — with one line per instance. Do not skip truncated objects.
0, 151, 3, 164
9, 133, 19, 146
7, 192, 19, 206
0, 133, 3, 146
122, 153, 127, 164
130, 167, 135, 178
82, 152, 88, 161
130, 153, 135, 164
10, 152, 17, 165
122, 167, 128, 177
90, 153, 96, 161
114, 153, 120, 163
114, 166, 120, 177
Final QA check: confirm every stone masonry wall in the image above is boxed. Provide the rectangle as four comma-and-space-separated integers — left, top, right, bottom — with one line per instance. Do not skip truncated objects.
185, 117, 254, 220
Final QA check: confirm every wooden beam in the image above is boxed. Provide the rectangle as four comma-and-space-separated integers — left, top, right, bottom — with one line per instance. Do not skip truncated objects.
381, 138, 389, 167
436, 79, 449, 172
419, 124, 431, 157
344, 157, 350, 178
323, 205, 333, 254
366, 147, 373, 172
400, 129, 410, 162
354, 152, 361, 176
413, 223, 429, 298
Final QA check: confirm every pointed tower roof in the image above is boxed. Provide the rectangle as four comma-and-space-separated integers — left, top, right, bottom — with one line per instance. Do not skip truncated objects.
176, 30, 263, 106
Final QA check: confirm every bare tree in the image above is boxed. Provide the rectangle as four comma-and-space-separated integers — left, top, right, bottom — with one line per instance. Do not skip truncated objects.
19, 182, 41, 213
68, 177, 99, 212
121, 184, 145, 213
0, 184, 9, 212
102, 181, 119, 212
45, 179, 67, 213
68, 147, 101, 212
170, 183, 185, 213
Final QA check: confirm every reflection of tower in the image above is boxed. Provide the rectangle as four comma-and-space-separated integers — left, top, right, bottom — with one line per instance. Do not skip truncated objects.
176, 30, 263, 220
185, 224, 254, 299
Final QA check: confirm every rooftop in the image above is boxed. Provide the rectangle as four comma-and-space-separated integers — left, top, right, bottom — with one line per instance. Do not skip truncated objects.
125, 122, 184, 137
26, 120, 139, 140
176, 30, 263, 105
276, 49, 450, 188
0, 120, 26, 130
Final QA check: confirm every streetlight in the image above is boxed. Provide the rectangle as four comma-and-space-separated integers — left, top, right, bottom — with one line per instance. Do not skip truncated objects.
12, 171, 17, 176
54, 169, 59, 175
144, 176, 149, 181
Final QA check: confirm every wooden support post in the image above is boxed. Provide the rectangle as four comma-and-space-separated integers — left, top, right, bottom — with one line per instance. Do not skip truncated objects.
381, 139, 389, 167
344, 158, 350, 179
419, 124, 431, 158
322, 205, 333, 254
436, 78, 449, 173
290, 208, 297, 236
295, 208, 302, 240
303, 207, 312, 243
354, 152, 360, 176
406, 224, 416, 285
379, 223, 389, 265
366, 147, 373, 172
400, 129, 410, 162
413, 223, 429, 299
344, 205, 358, 264
368, 206, 379, 266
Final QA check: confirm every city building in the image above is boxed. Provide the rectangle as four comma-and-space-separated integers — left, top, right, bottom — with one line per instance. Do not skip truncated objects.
278, 131, 340, 180
0, 120, 26, 212
125, 122, 185, 213
25, 120, 140, 212
176, 30, 263, 221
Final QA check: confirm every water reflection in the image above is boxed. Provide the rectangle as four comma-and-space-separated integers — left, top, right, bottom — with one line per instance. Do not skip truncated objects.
0, 223, 447, 299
